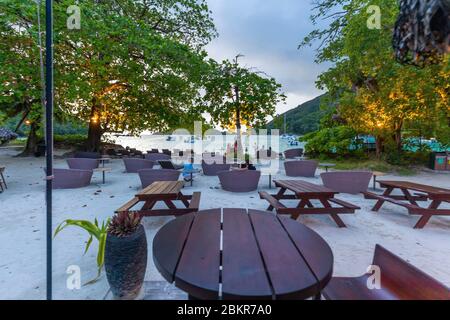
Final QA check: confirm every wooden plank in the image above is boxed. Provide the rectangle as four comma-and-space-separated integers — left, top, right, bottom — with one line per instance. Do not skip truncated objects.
278, 216, 334, 291
378, 180, 450, 197
152, 214, 195, 283
259, 191, 286, 211
116, 197, 140, 213
222, 208, 273, 300
274, 180, 337, 197
249, 210, 319, 299
328, 198, 361, 210
188, 192, 201, 210
175, 209, 221, 299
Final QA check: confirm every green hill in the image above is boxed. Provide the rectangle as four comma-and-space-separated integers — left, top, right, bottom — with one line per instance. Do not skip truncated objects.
267, 94, 327, 135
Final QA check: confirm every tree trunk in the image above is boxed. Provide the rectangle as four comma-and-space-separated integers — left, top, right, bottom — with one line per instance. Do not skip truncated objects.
375, 136, 384, 159
234, 85, 244, 161
85, 102, 103, 152
394, 128, 402, 152
18, 121, 40, 157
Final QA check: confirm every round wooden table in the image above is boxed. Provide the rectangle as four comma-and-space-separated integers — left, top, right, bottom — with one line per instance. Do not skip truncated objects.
153, 208, 334, 300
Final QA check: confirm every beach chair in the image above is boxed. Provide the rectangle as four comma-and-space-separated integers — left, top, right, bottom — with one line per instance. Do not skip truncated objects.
51, 168, 93, 189
284, 160, 318, 177
123, 158, 155, 173
66, 158, 99, 171
322, 244, 450, 300
74, 151, 101, 159
321, 171, 373, 194
145, 153, 171, 162
283, 148, 303, 159
0, 167, 7, 192
202, 161, 231, 176
218, 170, 261, 192
158, 160, 184, 170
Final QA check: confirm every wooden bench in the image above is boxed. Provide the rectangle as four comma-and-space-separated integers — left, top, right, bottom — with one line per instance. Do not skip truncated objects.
259, 191, 287, 211
188, 192, 201, 210
362, 191, 422, 213
328, 198, 360, 211
116, 181, 201, 216
323, 244, 450, 300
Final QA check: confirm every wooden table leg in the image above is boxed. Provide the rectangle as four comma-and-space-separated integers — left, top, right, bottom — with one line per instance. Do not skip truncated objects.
268, 187, 286, 211
401, 188, 419, 206
164, 200, 177, 210
179, 193, 190, 208
142, 200, 156, 211
320, 198, 346, 228
413, 200, 441, 229
291, 199, 309, 220
372, 187, 394, 211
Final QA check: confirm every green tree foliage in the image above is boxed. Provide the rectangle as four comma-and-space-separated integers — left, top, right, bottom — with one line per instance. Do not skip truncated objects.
202, 56, 286, 155
267, 95, 331, 135
1, 0, 217, 152
300, 125, 362, 157
301, 0, 450, 158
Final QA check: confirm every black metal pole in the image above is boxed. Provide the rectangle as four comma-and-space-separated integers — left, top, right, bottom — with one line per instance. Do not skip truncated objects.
45, 0, 53, 301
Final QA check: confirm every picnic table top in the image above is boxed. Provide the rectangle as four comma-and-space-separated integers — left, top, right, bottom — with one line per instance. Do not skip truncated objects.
136, 181, 184, 199
274, 180, 338, 197
377, 180, 450, 197
153, 208, 333, 300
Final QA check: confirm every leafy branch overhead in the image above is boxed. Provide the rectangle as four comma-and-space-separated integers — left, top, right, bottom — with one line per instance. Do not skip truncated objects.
202, 58, 286, 130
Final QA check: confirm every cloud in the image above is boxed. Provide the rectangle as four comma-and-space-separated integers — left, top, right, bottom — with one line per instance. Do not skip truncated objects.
205, 0, 330, 114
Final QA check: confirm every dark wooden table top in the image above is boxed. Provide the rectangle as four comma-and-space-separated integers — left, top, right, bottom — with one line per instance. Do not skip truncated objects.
153, 208, 334, 300
136, 181, 184, 201
274, 180, 338, 197
378, 180, 450, 199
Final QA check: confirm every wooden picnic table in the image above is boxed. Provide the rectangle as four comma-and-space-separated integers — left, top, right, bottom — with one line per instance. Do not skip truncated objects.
153, 208, 334, 300
364, 180, 450, 229
116, 181, 201, 217
259, 180, 360, 228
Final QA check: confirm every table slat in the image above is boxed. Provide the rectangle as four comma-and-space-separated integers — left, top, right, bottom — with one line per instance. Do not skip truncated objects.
222, 208, 273, 299
152, 214, 195, 282
278, 216, 334, 290
175, 209, 221, 299
249, 210, 319, 299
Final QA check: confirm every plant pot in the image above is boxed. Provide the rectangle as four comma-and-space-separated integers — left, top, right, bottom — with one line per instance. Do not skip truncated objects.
105, 224, 147, 300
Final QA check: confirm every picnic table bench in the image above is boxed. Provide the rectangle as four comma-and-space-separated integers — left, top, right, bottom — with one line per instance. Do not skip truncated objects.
116, 181, 201, 217
259, 180, 360, 228
363, 180, 450, 229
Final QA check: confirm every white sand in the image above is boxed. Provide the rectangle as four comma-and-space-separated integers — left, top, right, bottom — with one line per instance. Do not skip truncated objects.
0, 147, 449, 300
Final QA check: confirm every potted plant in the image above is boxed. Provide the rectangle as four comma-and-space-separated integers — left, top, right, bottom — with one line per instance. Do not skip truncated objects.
54, 218, 110, 284
54, 212, 147, 300
105, 212, 147, 300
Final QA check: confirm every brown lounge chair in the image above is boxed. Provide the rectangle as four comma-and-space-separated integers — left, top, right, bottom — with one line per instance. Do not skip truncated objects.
145, 153, 171, 162
218, 170, 261, 192
138, 169, 181, 188
202, 160, 231, 176
321, 171, 373, 194
51, 168, 93, 189
323, 244, 450, 300
283, 148, 303, 159
284, 160, 318, 177
66, 158, 99, 171
123, 158, 155, 173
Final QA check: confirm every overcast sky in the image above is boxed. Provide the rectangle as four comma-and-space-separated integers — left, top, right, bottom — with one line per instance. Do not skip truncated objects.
205, 0, 330, 115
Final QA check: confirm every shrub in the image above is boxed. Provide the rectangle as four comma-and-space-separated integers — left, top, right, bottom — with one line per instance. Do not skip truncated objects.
300, 126, 363, 158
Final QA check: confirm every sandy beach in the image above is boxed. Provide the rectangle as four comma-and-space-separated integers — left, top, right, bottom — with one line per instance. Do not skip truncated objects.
0, 146, 449, 300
